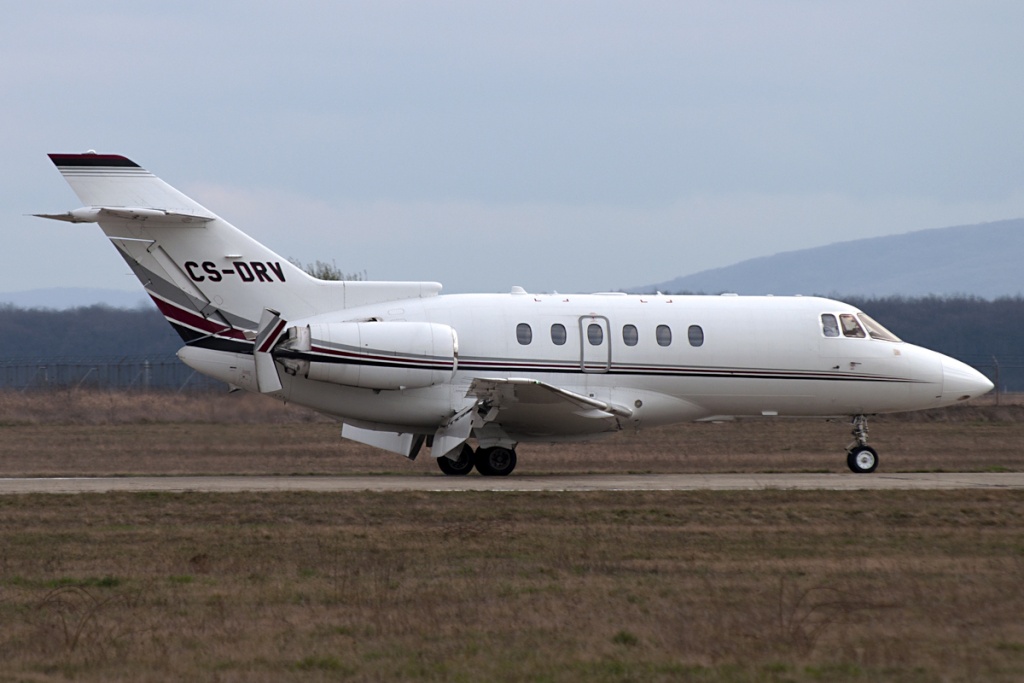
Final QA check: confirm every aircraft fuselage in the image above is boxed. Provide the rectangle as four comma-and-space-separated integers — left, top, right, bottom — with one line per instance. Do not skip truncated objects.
180, 290, 974, 441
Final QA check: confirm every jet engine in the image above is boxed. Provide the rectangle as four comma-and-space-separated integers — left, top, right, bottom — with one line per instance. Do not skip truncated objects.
278, 321, 458, 391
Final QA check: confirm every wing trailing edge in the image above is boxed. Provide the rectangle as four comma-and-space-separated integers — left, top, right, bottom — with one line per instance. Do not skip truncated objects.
468, 378, 634, 419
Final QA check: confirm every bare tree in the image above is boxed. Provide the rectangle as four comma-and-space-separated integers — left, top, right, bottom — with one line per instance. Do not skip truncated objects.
288, 259, 365, 281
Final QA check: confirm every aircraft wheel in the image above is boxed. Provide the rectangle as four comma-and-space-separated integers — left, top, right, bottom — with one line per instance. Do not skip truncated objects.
847, 446, 879, 474
475, 447, 517, 476
437, 444, 475, 476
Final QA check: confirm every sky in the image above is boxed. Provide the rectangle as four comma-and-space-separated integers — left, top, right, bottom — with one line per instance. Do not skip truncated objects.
4, 1, 1024, 297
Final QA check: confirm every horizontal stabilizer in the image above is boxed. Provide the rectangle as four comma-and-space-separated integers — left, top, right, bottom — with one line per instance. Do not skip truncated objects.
34, 207, 216, 225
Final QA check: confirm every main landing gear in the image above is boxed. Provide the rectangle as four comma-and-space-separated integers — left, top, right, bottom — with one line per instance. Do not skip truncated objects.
846, 414, 878, 474
436, 443, 475, 476
437, 443, 518, 477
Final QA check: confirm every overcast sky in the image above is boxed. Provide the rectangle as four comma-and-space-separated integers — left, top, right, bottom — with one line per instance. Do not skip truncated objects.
5, 1, 1024, 297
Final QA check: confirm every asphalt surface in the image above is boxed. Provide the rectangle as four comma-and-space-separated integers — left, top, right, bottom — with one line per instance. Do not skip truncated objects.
1, 472, 1023, 494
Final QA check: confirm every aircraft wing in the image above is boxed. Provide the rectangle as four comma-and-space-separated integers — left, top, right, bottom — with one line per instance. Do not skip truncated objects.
467, 377, 633, 438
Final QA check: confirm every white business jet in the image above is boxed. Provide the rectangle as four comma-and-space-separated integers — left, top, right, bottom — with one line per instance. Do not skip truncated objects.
37, 153, 993, 475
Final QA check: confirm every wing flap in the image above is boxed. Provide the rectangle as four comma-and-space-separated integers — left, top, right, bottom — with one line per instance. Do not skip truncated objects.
341, 423, 425, 459
469, 377, 633, 418
467, 377, 632, 438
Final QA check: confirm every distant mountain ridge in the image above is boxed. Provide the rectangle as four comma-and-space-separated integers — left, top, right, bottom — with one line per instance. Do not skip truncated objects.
4, 219, 1022, 307
631, 218, 1024, 299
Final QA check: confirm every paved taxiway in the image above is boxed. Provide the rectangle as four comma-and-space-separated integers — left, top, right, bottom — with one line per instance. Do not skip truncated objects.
1, 472, 1023, 494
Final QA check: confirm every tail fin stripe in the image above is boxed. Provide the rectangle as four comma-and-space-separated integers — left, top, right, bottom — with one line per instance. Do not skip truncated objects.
150, 294, 249, 343
48, 153, 140, 168
57, 168, 153, 179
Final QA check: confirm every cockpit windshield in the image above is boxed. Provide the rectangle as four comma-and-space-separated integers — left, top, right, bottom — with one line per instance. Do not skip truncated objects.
856, 312, 902, 342
820, 312, 902, 342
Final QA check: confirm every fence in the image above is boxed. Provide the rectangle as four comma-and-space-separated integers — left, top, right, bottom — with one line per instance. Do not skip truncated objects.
0, 356, 224, 392
958, 357, 1024, 396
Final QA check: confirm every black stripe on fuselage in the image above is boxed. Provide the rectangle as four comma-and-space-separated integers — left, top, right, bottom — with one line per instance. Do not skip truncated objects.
277, 348, 454, 372
283, 350, 918, 384
170, 322, 253, 353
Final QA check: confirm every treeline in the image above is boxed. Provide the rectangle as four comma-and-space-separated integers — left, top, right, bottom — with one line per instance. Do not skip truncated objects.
0, 304, 181, 360
1, 296, 1021, 389
844, 296, 1021, 368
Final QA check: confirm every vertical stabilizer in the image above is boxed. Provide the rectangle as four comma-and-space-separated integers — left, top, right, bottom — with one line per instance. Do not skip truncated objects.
39, 153, 443, 352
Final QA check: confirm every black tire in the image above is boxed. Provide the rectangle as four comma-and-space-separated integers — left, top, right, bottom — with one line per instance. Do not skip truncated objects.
437, 444, 475, 476
474, 447, 517, 476
847, 446, 879, 474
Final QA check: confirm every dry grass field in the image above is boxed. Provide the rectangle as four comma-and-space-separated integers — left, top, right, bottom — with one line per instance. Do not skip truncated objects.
1, 390, 1024, 682
0, 389, 1022, 476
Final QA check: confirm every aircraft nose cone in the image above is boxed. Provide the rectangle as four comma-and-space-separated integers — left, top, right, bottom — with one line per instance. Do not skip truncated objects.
942, 356, 994, 402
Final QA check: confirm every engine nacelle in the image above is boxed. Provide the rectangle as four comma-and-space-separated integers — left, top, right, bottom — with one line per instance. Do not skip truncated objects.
285, 321, 458, 390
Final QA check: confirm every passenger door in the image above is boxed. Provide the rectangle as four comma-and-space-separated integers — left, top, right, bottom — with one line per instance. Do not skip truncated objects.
579, 316, 610, 373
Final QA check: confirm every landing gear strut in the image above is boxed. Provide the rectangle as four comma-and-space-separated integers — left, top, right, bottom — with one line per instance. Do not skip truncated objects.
846, 414, 878, 474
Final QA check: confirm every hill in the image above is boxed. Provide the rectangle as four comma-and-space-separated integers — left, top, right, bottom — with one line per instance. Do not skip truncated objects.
0, 287, 150, 310
632, 218, 1024, 298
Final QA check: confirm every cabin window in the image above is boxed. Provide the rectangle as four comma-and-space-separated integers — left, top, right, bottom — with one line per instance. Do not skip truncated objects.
839, 313, 866, 339
688, 325, 704, 347
656, 324, 672, 347
550, 323, 567, 345
821, 314, 840, 338
516, 323, 533, 345
587, 323, 604, 346
622, 324, 639, 346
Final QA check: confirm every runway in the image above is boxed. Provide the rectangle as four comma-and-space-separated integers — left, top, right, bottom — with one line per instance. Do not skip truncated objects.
1, 472, 1023, 494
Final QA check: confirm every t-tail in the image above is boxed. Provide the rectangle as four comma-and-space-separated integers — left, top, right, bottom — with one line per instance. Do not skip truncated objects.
36, 152, 441, 353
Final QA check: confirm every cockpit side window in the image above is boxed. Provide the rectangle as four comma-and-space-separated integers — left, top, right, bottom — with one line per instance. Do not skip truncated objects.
839, 313, 866, 338
821, 314, 840, 338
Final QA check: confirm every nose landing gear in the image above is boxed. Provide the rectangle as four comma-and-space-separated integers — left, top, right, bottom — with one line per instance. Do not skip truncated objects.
846, 414, 878, 474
